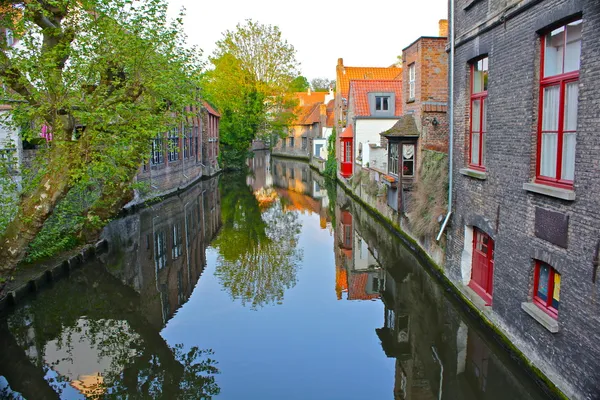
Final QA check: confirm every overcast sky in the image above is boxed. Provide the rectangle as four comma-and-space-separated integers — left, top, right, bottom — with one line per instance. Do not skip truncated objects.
167, 0, 448, 81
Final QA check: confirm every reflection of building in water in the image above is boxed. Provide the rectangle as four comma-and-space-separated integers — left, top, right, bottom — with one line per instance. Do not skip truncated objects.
103, 176, 222, 328
334, 207, 381, 301
247, 150, 272, 192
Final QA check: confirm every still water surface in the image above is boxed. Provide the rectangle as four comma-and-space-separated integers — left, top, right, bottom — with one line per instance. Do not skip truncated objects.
0, 153, 552, 399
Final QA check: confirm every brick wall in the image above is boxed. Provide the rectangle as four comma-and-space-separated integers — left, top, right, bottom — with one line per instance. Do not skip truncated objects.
446, 1, 600, 398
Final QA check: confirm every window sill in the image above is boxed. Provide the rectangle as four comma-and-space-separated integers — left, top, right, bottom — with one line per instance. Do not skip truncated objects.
406, 99, 415, 104
521, 302, 559, 333
523, 182, 575, 201
459, 167, 487, 180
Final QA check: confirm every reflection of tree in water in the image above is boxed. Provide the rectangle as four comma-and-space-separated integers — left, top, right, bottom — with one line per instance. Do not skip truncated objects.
0, 266, 221, 399
213, 174, 303, 309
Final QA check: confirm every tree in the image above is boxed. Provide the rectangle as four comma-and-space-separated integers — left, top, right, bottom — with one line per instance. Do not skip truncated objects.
310, 78, 335, 92
202, 19, 299, 168
289, 76, 309, 92
0, 0, 202, 273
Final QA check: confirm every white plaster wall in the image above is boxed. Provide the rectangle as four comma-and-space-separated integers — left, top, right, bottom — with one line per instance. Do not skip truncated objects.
460, 225, 474, 285
313, 138, 327, 159
355, 119, 398, 167
368, 146, 387, 172
0, 111, 22, 170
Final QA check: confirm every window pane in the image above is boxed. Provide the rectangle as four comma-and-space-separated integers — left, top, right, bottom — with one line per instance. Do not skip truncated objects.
552, 273, 561, 310
544, 27, 565, 77
542, 86, 560, 131
402, 144, 415, 176
561, 132, 576, 181
376, 97, 382, 110
540, 132, 558, 178
383, 97, 389, 111
473, 57, 488, 93
471, 132, 480, 165
471, 99, 481, 131
565, 20, 582, 73
537, 263, 550, 302
564, 82, 579, 131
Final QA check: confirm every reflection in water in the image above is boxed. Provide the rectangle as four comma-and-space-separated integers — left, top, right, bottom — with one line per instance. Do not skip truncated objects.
0, 176, 222, 399
212, 172, 303, 308
0, 157, 553, 399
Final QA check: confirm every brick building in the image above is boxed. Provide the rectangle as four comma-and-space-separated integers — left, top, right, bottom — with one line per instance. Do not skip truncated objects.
136, 101, 220, 203
445, 1, 600, 398
381, 23, 448, 212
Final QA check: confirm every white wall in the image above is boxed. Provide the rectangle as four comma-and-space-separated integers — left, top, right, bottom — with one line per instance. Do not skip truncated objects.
313, 138, 327, 159
355, 119, 398, 167
0, 111, 22, 171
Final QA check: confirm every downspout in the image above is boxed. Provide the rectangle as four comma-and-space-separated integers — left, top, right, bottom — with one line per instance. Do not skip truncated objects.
437, 0, 455, 242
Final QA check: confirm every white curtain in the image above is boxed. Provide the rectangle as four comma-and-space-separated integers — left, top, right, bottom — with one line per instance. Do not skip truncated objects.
561, 82, 578, 180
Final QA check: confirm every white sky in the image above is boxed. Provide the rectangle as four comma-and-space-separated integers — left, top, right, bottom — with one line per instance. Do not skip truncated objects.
167, 0, 448, 81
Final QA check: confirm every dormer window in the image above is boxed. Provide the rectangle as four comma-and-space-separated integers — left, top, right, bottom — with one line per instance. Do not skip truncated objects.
376, 96, 390, 111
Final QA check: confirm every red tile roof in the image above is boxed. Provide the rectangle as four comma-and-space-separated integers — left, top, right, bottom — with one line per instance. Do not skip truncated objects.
349, 80, 403, 117
337, 65, 402, 99
348, 272, 380, 301
294, 103, 321, 125
202, 101, 221, 117
340, 124, 354, 139
295, 91, 328, 106
326, 99, 335, 127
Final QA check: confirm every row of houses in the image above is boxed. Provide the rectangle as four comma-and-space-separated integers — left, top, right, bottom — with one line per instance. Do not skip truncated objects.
331, 1, 600, 399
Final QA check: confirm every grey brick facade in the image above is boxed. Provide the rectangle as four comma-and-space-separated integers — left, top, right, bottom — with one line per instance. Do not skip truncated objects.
446, 1, 600, 398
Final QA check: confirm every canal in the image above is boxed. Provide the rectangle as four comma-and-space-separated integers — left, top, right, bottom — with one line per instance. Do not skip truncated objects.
0, 152, 552, 399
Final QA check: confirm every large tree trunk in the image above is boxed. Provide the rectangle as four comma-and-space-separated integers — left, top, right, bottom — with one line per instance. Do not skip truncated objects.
0, 143, 78, 273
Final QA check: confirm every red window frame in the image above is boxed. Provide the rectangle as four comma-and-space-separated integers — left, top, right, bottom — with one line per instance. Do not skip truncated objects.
536, 21, 581, 188
533, 261, 560, 319
469, 57, 488, 171
469, 228, 494, 305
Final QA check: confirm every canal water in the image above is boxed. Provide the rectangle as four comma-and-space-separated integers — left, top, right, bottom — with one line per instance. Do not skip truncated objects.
0, 152, 552, 400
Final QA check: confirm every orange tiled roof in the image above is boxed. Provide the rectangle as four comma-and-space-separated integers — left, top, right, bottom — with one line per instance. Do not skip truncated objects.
335, 264, 348, 300
202, 101, 221, 117
340, 124, 353, 139
348, 273, 380, 301
337, 65, 402, 99
325, 99, 335, 127
349, 80, 403, 117
295, 91, 328, 106
294, 103, 321, 125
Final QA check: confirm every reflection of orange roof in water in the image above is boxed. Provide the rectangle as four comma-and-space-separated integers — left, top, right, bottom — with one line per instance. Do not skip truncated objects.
275, 188, 321, 214
71, 373, 105, 397
335, 264, 348, 300
348, 273, 380, 301
254, 188, 278, 209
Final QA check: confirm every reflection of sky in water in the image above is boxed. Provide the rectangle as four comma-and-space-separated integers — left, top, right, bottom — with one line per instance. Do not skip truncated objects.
161, 211, 395, 400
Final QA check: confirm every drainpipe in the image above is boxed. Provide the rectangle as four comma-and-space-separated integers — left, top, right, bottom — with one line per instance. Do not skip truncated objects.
437, 0, 455, 242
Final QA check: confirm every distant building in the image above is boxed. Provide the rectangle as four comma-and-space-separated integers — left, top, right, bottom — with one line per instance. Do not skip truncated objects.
135, 101, 221, 204
445, 1, 599, 399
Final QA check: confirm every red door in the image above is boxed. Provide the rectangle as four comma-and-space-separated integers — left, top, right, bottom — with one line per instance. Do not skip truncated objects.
469, 228, 494, 305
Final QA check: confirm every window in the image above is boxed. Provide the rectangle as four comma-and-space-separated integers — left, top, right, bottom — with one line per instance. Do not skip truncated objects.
470, 57, 488, 169
409, 63, 416, 99
168, 128, 180, 162
533, 261, 561, 318
172, 222, 182, 259
282, 137, 286, 148
151, 133, 164, 165
154, 230, 167, 270
389, 143, 399, 175
538, 20, 581, 187
302, 137, 307, 149
345, 141, 352, 163
183, 126, 193, 159
375, 96, 390, 111
402, 144, 415, 177
469, 228, 494, 305
289, 137, 295, 148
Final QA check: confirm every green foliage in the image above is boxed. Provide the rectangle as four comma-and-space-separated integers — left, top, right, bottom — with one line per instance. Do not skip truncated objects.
289, 76, 309, 92
212, 172, 303, 309
0, 0, 203, 265
407, 150, 448, 238
202, 19, 299, 169
0, 149, 18, 235
324, 127, 337, 179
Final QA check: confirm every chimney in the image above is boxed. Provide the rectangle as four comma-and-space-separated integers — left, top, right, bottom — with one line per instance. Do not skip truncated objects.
320, 104, 327, 117
439, 19, 448, 37
337, 58, 343, 67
